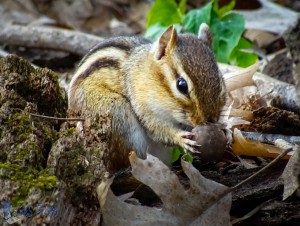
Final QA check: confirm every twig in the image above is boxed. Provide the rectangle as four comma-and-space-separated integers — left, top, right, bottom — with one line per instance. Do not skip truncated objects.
14, 108, 85, 122
231, 147, 292, 190
202, 147, 293, 214
0, 24, 104, 56
241, 131, 300, 145
30, 113, 85, 121
231, 198, 277, 224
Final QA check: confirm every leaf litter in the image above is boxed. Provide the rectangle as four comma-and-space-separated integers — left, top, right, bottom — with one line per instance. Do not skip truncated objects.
97, 153, 232, 226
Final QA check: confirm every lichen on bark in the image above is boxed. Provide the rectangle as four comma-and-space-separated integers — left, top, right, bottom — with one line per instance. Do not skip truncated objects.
0, 55, 112, 225
0, 55, 67, 168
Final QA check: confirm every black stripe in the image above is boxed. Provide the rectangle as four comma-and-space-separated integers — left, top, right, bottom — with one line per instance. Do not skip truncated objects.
87, 40, 132, 57
78, 37, 151, 67
78, 58, 120, 80
78, 39, 131, 67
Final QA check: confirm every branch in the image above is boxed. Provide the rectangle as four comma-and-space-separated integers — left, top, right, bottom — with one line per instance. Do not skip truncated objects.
30, 113, 85, 122
241, 131, 300, 145
231, 147, 292, 190
0, 24, 104, 56
203, 146, 293, 214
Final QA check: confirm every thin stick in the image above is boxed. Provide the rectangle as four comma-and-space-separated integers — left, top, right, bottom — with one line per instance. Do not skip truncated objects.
231, 147, 292, 190
202, 147, 292, 213
30, 113, 85, 121
231, 198, 277, 224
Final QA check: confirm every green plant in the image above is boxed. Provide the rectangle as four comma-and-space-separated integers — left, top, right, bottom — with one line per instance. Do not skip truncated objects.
145, 0, 258, 67
172, 147, 193, 163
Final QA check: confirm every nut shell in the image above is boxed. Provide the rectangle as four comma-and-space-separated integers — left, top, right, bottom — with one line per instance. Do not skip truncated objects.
191, 123, 227, 162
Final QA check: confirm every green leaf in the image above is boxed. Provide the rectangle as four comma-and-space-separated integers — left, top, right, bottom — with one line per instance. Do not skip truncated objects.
182, 1, 213, 34
172, 147, 183, 162
147, 0, 183, 28
172, 147, 193, 162
214, 0, 236, 17
211, 12, 244, 63
144, 24, 168, 40
179, 0, 187, 15
144, 0, 258, 68
229, 37, 258, 67
183, 153, 193, 162
145, 24, 182, 41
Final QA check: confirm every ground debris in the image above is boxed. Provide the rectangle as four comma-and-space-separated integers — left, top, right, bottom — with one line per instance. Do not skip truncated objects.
242, 107, 300, 135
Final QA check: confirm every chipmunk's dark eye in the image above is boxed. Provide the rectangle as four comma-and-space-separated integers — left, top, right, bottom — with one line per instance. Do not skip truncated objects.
176, 77, 188, 95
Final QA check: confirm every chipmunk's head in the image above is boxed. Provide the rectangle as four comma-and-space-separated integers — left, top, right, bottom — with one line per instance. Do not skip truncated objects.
149, 24, 226, 128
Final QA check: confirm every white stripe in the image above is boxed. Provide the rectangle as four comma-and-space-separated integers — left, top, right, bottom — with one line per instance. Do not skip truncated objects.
68, 48, 127, 96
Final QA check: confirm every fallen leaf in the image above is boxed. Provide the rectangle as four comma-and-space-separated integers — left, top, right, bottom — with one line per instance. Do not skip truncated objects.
98, 153, 232, 226
282, 147, 300, 200
229, 109, 253, 121
232, 128, 291, 158
220, 63, 300, 115
220, 62, 258, 92
244, 29, 279, 48
97, 172, 114, 208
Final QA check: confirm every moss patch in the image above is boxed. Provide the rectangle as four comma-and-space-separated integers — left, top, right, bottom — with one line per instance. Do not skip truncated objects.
0, 55, 67, 167
0, 163, 58, 206
0, 55, 67, 117
0, 55, 66, 207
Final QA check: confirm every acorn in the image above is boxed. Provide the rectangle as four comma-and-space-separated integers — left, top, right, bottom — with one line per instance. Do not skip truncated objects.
191, 123, 227, 162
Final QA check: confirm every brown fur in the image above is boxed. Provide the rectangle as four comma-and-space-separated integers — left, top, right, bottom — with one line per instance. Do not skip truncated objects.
68, 24, 226, 171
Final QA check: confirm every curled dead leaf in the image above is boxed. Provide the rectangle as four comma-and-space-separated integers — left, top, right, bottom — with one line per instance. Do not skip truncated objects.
282, 147, 300, 200
98, 152, 232, 226
229, 109, 253, 121
220, 62, 258, 92
232, 128, 292, 158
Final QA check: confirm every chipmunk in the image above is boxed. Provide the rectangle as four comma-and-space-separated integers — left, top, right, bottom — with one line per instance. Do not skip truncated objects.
68, 24, 226, 172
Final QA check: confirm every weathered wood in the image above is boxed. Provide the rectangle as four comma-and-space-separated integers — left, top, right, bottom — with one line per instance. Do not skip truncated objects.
0, 24, 103, 55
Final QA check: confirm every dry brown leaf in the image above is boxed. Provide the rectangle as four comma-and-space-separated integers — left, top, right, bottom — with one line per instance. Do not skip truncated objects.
220, 62, 300, 122
97, 172, 114, 208
244, 29, 279, 48
229, 109, 253, 121
220, 62, 299, 108
282, 147, 300, 200
98, 153, 232, 226
219, 62, 258, 92
232, 128, 291, 158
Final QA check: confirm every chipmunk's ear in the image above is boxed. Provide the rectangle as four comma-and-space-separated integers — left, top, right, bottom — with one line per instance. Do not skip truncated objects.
155, 25, 177, 60
198, 23, 212, 48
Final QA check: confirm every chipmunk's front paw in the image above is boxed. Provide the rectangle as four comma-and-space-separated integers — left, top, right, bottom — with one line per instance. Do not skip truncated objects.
176, 131, 200, 153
